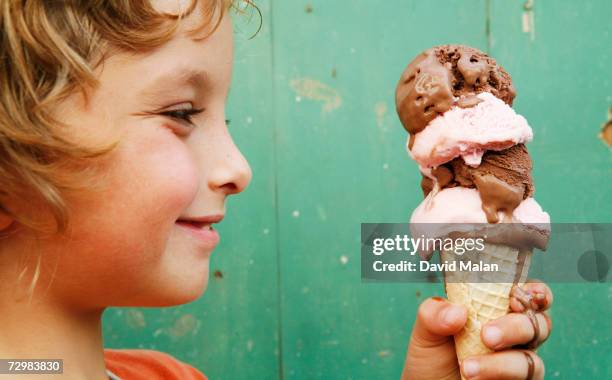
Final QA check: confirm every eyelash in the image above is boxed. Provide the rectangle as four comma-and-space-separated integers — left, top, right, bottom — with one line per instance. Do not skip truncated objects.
160, 108, 204, 126
159, 108, 231, 128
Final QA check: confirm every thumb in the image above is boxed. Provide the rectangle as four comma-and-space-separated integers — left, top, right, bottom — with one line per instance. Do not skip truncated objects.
402, 297, 468, 380
411, 296, 467, 347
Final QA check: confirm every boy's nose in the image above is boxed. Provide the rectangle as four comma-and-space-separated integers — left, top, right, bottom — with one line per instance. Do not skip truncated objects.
208, 141, 252, 196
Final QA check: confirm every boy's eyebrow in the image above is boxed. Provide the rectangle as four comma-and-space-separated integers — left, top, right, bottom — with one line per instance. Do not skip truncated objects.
138, 66, 210, 100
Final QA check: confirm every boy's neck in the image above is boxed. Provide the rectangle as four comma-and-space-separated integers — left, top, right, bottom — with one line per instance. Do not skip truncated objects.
0, 286, 110, 379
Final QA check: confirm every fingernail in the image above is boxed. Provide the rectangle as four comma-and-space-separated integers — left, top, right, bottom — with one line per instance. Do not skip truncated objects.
462, 359, 480, 377
483, 325, 503, 347
442, 305, 463, 325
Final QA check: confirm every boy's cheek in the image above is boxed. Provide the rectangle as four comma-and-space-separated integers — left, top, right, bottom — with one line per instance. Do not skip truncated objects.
67, 138, 200, 259
23, 129, 204, 303
114, 128, 201, 221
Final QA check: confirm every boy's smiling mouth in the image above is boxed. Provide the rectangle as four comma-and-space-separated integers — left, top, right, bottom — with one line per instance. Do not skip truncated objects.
175, 214, 224, 246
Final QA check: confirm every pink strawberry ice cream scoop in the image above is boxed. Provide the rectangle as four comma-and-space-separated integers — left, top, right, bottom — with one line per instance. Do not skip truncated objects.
410, 187, 549, 226
408, 92, 533, 169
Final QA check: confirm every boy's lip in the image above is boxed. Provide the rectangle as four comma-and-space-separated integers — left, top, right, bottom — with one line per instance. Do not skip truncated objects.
176, 214, 224, 228
175, 214, 224, 247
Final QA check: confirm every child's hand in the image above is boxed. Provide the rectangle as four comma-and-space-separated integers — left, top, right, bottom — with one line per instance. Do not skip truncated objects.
401, 280, 553, 380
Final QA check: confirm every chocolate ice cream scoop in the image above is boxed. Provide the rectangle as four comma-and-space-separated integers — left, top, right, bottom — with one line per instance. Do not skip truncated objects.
421, 144, 534, 222
396, 45, 516, 137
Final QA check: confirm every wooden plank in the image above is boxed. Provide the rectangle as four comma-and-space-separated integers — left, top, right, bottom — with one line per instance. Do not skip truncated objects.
272, 1, 488, 378
489, 1, 612, 378
489, 0, 611, 222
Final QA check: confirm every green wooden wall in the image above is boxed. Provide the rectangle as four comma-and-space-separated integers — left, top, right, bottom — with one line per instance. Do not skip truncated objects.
103, 1, 612, 378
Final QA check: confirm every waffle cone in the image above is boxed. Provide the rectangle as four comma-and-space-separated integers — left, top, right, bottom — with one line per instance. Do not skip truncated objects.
441, 243, 532, 379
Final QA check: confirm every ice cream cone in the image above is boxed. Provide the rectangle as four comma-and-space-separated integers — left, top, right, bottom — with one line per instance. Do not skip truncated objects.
441, 243, 532, 379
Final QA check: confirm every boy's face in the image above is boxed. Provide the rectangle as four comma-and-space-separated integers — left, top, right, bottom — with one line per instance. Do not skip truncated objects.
2, 4, 252, 308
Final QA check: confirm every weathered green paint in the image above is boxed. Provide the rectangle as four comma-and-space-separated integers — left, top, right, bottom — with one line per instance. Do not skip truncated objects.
488, 1, 612, 378
103, 1, 611, 378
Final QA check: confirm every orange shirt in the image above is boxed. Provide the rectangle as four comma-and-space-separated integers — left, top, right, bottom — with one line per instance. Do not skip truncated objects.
104, 349, 207, 380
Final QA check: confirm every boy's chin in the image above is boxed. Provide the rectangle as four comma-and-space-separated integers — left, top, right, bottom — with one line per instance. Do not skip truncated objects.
131, 271, 209, 307
161, 277, 209, 306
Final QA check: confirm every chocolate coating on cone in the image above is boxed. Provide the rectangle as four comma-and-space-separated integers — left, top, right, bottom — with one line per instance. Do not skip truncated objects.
396, 45, 516, 134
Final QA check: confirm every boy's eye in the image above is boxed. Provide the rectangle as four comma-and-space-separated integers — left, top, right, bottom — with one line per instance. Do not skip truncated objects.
159, 105, 204, 126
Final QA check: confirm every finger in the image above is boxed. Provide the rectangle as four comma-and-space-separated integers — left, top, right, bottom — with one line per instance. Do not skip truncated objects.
523, 280, 553, 311
461, 350, 544, 380
482, 312, 551, 350
411, 296, 467, 347
510, 279, 553, 312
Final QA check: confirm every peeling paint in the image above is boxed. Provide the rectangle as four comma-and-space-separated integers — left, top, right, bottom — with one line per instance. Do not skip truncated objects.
322, 339, 339, 346
378, 350, 392, 358
598, 106, 612, 147
522, 0, 536, 41
289, 78, 342, 112
374, 102, 388, 128
125, 309, 146, 329
167, 314, 199, 338
316, 205, 328, 221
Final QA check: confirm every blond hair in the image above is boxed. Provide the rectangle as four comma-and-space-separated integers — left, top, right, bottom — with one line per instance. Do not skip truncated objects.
0, 0, 260, 237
